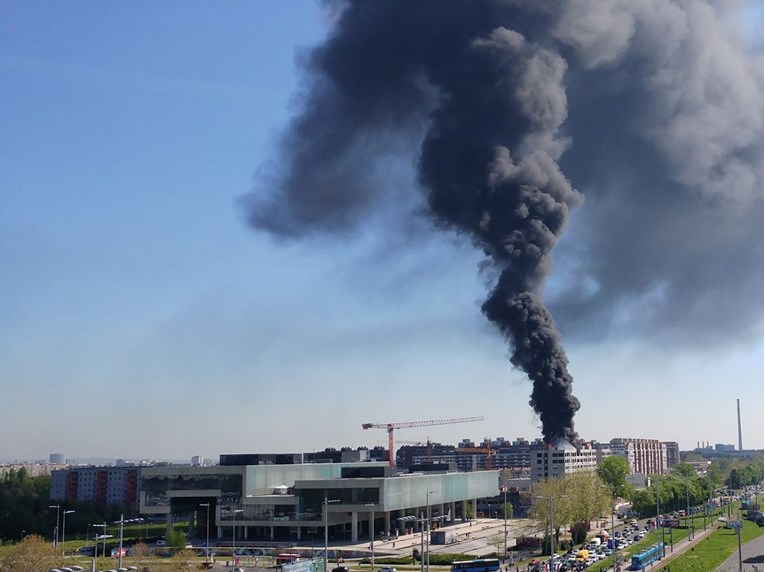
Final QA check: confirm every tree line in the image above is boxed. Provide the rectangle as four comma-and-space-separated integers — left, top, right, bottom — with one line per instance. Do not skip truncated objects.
0, 468, 134, 545
521, 454, 763, 553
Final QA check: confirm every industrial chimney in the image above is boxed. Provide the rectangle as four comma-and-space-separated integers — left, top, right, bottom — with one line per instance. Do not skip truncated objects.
737, 399, 743, 451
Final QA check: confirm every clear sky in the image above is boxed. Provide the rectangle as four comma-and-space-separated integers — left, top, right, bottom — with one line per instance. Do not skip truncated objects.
1, 1, 762, 463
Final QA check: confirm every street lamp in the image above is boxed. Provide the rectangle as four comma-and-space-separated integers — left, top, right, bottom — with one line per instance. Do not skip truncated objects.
323, 493, 340, 572
92, 523, 107, 558
231, 508, 244, 572
365, 503, 376, 569
686, 482, 694, 541
117, 515, 126, 570
200, 503, 212, 562
62, 510, 75, 557
500, 486, 509, 563
654, 486, 665, 560
49, 504, 60, 553
425, 489, 437, 572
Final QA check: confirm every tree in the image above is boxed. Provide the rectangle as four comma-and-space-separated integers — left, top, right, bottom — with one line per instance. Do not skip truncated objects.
530, 478, 571, 554
489, 532, 504, 555
169, 530, 187, 553
0, 534, 58, 572
502, 502, 514, 519
563, 473, 610, 544
596, 456, 631, 500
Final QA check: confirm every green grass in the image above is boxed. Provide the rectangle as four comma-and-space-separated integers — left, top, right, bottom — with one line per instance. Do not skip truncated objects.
659, 519, 763, 572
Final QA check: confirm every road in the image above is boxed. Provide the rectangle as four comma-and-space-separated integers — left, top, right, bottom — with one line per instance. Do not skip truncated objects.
715, 538, 764, 572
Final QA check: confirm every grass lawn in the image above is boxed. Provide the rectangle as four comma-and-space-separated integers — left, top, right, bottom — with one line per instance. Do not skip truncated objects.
655, 519, 763, 572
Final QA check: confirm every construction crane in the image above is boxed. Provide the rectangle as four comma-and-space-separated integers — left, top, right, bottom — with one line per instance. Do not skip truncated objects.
362, 417, 483, 467
455, 445, 496, 471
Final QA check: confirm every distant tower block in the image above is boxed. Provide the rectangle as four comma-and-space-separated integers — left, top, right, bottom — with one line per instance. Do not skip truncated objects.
737, 398, 743, 451
49, 453, 64, 464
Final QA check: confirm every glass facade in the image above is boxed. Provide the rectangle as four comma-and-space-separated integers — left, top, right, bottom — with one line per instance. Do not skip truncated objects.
143, 472, 242, 507
381, 472, 498, 512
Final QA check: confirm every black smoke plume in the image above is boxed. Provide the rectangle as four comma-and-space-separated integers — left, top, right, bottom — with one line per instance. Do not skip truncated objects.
243, 1, 762, 445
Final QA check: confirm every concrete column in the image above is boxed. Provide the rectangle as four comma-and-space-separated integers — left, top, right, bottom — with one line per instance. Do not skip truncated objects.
244, 525, 248, 539
472, 499, 477, 519
166, 514, 174, 539
297, 525, 301, 540
450, 502, 457, 523
369, 511, 375, 542
217, 525, 223, 539
461, 500, 468, 522
188, 511, 196, 538
351, 511, 358, 543
270, 526, 274, 540
384, 511, 391, 536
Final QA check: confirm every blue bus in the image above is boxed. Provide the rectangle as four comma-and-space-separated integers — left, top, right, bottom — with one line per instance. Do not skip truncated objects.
451, 559, 501, 572
630, 542, 664, 570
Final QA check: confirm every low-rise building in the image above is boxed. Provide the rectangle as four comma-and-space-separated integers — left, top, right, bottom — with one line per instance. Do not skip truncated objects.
140, 454, 500, 543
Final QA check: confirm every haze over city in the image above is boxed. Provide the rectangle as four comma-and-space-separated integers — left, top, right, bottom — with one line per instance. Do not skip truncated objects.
1, 1, 762, 463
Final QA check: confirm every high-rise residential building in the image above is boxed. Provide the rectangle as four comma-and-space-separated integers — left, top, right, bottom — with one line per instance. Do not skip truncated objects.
531, 442, 599, 482
50, 465, 141, 510
662, 441, 680, 467
610, 438, 668, 475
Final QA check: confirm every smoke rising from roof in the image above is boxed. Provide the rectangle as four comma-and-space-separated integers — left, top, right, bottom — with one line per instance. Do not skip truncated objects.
243, 0, 762, 443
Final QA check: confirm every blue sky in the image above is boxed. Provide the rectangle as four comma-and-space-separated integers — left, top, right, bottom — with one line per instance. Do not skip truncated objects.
1, 1, 762, 462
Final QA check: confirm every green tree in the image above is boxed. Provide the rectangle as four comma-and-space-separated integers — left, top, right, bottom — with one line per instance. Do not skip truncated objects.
169, 530, 187, 553
563, 473, 610, 544
596, 456, 631, 499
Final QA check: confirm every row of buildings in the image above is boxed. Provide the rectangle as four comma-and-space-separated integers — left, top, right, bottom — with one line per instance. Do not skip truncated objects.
47, 438, 679, 526
397, 437, 680, 477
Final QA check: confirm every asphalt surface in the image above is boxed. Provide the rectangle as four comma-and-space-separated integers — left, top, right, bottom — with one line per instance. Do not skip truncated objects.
715, 538, 764, 572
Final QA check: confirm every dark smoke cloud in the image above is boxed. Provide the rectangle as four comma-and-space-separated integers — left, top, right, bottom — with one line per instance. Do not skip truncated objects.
243, 0, 762, 442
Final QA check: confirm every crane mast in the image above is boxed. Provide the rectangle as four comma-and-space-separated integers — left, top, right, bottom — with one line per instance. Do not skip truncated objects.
362, 416, 484, 467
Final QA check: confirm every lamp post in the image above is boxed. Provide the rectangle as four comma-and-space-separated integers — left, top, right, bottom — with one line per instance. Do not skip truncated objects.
425, 490, 437, 572
62, 510, 75, 557
92, 523, 106, 558
501, 486, 509, 563
612, 490, 618, 571
686, 482, 693, 541
117, 514, 126, 570
231, 508, 243, 572
323, 494, 340, 572
200, 503, 212, 562
49, 504, 60, 553
365, 503, 376, 569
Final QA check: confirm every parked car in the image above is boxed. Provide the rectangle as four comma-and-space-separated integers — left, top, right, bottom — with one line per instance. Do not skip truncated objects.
379, 568, 397, 572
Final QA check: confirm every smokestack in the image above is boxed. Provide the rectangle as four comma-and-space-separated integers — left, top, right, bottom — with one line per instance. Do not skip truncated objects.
737, 399, 743, 451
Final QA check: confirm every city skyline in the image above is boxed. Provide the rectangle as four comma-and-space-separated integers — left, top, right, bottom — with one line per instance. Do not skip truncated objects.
1, 1, 762, 461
